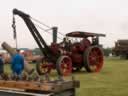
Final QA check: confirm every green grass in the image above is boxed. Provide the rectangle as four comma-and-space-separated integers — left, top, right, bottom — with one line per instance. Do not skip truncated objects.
76, 57, 128, 96
4, 57, 128, 96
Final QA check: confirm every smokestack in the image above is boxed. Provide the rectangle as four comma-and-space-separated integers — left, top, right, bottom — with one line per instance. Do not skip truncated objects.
52, 27, 58, 43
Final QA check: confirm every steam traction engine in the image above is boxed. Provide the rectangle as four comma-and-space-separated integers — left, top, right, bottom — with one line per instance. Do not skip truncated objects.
37, 32, 105, 76
64, 32, 105, 72
13, 9, 105, 76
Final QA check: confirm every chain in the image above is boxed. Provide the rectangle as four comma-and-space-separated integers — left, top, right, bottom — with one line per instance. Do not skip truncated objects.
12, 14, 16, 39
12, 14, 18, 49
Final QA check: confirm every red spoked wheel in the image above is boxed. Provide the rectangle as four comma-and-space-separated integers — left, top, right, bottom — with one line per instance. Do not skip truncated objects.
56, 56, 72, 76
83, 46, 104, 72
36, 59, 52, 75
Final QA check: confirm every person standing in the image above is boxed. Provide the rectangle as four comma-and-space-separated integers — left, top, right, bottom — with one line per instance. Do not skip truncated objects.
0, 54, 4, 75
11, 49, 24, 79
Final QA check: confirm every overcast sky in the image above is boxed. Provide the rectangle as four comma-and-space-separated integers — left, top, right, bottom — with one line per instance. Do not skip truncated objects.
0, 0, 128, 49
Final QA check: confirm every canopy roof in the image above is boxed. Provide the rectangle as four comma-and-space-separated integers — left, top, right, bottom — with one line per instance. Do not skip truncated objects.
66, 31, 105, 38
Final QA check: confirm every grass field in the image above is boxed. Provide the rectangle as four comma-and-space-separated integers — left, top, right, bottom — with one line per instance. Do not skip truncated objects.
76, 57, 128, 96
4, 57, 128, 96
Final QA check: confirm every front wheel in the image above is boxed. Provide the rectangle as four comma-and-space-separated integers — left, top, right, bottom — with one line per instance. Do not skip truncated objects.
83, 46, 104, 72
36, 59, 51, 75
56, 56, 72, 76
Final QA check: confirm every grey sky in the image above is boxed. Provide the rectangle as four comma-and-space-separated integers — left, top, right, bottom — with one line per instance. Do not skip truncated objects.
0, 0, 128, 49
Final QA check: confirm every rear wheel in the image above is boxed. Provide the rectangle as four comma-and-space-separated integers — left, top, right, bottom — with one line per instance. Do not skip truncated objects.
83, 46, 104, 72
56, 56, 72, 76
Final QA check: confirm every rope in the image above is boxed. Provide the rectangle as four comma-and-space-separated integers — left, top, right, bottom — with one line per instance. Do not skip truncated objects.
34, 23, 63, 40
31, 17, 65, 36
31, 17, 51, 28
57, 31, 65, 36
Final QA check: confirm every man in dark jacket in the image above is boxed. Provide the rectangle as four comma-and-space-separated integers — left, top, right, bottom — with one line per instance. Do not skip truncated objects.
0, 54, 4, 75
11, 50, 24, 78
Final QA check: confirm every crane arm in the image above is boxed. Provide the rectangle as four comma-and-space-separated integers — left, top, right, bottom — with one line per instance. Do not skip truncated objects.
13, 8, 51, 57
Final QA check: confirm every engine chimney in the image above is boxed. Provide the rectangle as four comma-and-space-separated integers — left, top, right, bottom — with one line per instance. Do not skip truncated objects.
52, 27, 58, 43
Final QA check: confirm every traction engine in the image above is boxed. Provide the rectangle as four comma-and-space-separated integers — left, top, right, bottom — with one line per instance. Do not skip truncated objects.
65, 32, 105, 73
12, 9, 105, 76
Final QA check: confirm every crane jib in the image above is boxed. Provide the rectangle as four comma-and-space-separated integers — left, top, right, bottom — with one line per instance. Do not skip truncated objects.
12, 8, 51, 57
